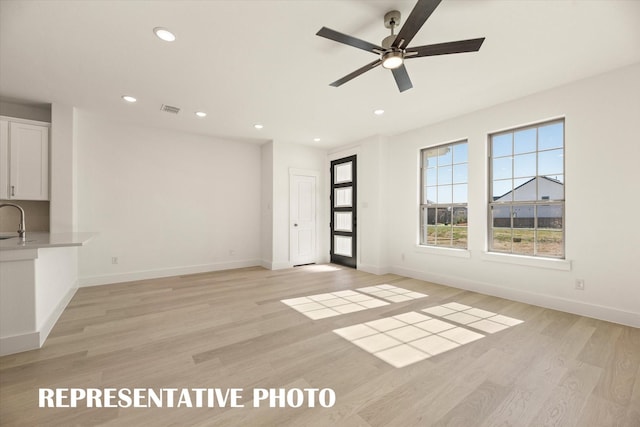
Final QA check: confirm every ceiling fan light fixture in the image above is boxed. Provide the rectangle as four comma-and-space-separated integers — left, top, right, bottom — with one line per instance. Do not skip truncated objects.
381, 50, 404, 69
317, 1, 485, 92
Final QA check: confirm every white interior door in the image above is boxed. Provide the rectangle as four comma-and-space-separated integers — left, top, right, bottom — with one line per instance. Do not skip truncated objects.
290, 173, 316, 266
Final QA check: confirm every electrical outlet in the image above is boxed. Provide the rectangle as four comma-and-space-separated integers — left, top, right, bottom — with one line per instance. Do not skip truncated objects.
111, 257, 118, 265
575, 279, 585, 290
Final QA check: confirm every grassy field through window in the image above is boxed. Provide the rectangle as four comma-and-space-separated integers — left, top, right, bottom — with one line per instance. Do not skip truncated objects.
424, 224, 468, 248
491, 228, 563, 257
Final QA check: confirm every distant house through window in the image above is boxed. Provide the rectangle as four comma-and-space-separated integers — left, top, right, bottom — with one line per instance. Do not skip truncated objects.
489, 119, 565, 258
420, 140, 468, 249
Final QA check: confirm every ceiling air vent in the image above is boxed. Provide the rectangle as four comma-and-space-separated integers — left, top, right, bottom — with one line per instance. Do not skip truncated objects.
160, 104, 181, 114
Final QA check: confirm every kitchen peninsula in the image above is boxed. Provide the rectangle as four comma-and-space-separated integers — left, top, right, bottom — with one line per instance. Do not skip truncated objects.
0, 232, 94, 355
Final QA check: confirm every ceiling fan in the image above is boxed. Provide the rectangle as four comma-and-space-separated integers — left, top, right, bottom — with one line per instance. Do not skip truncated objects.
316, 0, 485, 92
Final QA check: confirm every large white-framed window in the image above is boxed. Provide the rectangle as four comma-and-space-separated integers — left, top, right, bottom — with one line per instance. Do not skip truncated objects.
489, 119, 565, 258
420, 140, 468, 249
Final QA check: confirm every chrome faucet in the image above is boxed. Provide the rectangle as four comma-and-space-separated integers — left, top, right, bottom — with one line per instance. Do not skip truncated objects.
0, 203, 26, 241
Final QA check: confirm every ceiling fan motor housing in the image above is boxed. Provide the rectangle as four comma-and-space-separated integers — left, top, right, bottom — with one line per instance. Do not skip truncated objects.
382, 11, 402, 52
382, 34, 397, 49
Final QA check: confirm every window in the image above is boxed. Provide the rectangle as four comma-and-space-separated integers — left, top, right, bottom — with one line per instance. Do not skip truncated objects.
420, 141, 468, 248
489, 120, 564, 258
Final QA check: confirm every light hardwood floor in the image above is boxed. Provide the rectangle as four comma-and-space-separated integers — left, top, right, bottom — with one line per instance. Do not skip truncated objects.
1, 265, 638, 426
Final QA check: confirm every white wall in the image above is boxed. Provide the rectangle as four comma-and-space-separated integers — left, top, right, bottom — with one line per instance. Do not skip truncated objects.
260, 141, 273, 268
76, 111, 262, 285
50, 102, 77, 233
270, 141, 328, 269
377, 63, 640, 326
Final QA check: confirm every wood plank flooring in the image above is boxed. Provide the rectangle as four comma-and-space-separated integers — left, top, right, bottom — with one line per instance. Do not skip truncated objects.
1, 264, 638, 426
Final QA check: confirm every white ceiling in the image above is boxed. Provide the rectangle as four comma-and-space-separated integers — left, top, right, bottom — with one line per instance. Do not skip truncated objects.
1, 0, 639, 148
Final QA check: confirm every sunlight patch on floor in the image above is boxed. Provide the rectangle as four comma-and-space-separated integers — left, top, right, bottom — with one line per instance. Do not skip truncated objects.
334, 303, 524, 368
356, 284, 428, 302
423, 302, 524, 333
281, 291, 390, 319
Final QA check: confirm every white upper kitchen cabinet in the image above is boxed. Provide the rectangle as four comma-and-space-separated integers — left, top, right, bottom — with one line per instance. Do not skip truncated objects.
0, 117, 50, 200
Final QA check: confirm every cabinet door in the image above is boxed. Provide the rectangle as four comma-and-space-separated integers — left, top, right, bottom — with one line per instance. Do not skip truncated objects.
0, 120, 8, 199
8, 122, 49, 200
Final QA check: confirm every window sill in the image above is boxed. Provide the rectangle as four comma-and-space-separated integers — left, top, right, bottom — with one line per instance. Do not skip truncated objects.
415, 245, 471, 259
480, 251, 571, 271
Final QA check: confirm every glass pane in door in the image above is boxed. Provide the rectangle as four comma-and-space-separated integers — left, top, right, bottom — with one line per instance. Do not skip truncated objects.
334, 187, 352, 207
334, 162, 352, 184
334, 212, 352, 232
334, 236, 352, 257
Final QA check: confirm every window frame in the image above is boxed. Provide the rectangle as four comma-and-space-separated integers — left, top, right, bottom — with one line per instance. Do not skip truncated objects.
488, 119, 565, 259
419, 139, 469, 249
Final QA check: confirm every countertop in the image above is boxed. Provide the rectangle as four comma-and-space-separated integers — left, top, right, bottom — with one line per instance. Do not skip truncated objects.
0, 232, 96, 251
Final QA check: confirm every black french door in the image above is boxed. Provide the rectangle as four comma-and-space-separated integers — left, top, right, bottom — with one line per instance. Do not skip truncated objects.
330, 155, 357, 268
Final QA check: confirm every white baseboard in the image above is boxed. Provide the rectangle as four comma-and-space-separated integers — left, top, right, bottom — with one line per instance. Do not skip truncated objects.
270, 261, 293, 270
260, 260, 292, 270
358, 263, 390, 275
79, 259, 262, 287
391, 265, 640, 328
0, 331, 40, 357
0, 282, 78, 356
38, 285, 77, 346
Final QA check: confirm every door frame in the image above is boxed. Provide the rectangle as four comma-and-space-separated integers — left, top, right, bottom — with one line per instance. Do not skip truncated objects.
330, 155, 357, 268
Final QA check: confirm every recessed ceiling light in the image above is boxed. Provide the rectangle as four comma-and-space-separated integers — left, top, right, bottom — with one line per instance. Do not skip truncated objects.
254, 124, 264, 130
195, 111, 207, 118
122, 95, 137, 103
374, 109, 385, 115
313, 138, 321, 142
153, 27, 176, 42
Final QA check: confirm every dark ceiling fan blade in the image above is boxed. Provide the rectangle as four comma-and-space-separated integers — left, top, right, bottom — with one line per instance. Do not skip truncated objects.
330, 59, 382, 87
406, 38, 485, 58
392, 64, 413, 92
392, 0, 442, 49
317, 27, 383, 54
